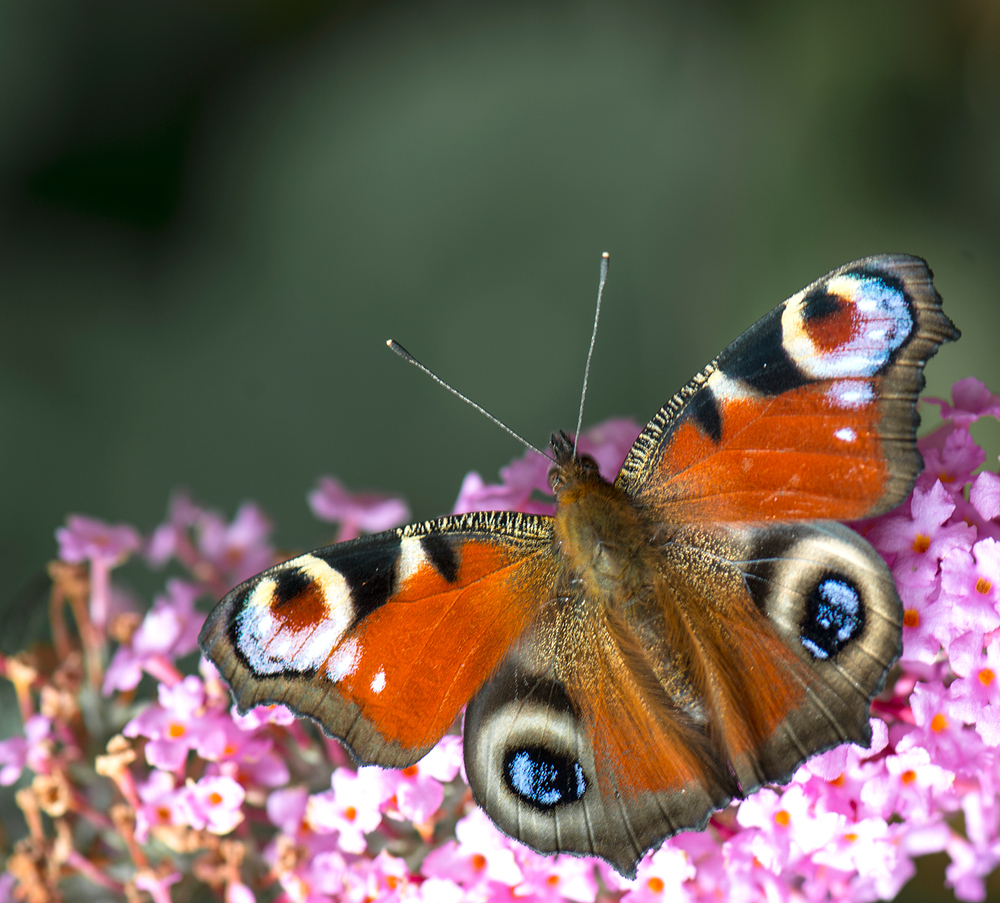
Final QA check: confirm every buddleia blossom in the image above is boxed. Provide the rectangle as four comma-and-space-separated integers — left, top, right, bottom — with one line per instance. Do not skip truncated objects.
4, 383, 1000, 901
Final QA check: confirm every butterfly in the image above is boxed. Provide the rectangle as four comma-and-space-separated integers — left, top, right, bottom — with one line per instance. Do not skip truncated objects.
199, 254, 958, 877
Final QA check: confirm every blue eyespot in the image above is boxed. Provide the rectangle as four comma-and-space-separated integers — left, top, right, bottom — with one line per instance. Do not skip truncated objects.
800, 576, 864, 660
503, 747, 587, 809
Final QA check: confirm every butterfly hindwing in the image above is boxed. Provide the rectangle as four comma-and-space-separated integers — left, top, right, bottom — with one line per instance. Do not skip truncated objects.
463, 519, 902, 876
199, 512, 554, 766
616, 255, 959, 522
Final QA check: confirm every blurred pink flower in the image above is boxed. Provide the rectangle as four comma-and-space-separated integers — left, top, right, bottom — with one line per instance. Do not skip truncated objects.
308, 475, 410, 542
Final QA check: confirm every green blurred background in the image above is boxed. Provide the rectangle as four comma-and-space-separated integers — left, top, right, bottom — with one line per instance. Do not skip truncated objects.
1, 1, 998, 895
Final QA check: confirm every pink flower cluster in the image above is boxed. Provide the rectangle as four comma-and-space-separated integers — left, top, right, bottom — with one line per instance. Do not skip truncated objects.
2, 379, 1000, 902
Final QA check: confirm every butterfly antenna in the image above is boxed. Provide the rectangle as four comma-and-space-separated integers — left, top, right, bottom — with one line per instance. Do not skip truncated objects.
573, 251, 610, 455
386, 339, 550, 460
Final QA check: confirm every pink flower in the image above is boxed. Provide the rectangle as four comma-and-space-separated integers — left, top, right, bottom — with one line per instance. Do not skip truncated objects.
620, 846, 693, 903
869, 482, 975, 590
0, 715, 51, 785
417, 876, 466, 903
266, 785, 309, 835
308, 476, 410, 542
970, 470, 1000, 521
225, 881, 255, 903
148, 494, 274, 588
453, 451, 553, 515
794, 719, 889, 819
378, 735, 462, 824
56, 513, 142, 629
422, 808, 522, 889
863, 745, 956, 821
514, 851, 599, 903
305, 767, 384, 854
916, 425, 985, 495
352, 851, 414, 902
945, 833, 1000, 902
134, 770, 188, 843
186, 774, 246, 834
104, 579, 202, 693
124, 675, 229, 770
453, 419, 640, 515
810, 816, 899, 879
948, 634, 1000, 745
938, 538, 1000, 652
899, 680, 987, 777
736, 784, 843, 872
925, 377, 1000, 426
196, 501, 275, 585
56, 514, 142, 565
898, 575, 952, 664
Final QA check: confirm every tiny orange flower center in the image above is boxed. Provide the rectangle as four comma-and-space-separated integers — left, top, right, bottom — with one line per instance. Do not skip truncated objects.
386, 876, 401, 889
208, 791, 224, 806
156, 806, 171, 821
912, 534, 931, 553
829, 773, 845, 787
471, 853, 487, 872
939, 472, 954, 483
546, 875, 560, 887
931, 713, 947, 732
647, 876, 665, 893
843, 832, 858, 843
774, 809, 791, 827
903, 609, 920, 628
223, 743, 237, 756
901, 769, 917, 784
167, 723, 186, 739
402, 765, 419, 778
980, 668, 996, 686
976, 577, 993, 595
344, 806, 357, 822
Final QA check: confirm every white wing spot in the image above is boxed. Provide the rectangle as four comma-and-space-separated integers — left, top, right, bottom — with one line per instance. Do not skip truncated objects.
827, 380, 873, 410
706, 368, 756, 402
396, 535, 429, 586
835, 427, 856, 442
370, 669, 386, 694
327, 637, 362, 682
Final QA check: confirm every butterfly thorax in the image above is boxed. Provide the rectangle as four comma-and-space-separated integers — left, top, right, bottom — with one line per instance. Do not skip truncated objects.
549, 431, 657, 599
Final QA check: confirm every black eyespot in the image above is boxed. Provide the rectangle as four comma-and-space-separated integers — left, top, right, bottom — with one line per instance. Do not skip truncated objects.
271, 567, 314, 608
800, 287, 845, 322
800, 576, 864, 660
503, 746, 587, 809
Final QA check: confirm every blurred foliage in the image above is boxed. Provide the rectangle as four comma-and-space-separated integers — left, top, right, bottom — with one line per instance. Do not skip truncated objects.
2, 2, 1000, 898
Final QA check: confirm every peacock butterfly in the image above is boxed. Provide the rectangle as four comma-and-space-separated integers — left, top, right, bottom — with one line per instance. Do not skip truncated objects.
199, 254, 958, 877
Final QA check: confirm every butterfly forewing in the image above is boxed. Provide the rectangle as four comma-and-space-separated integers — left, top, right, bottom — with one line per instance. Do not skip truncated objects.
199, 512, 554, 766
617, 255, 959, 523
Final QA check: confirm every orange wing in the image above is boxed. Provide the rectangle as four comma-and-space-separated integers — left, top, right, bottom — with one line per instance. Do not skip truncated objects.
616, 255, 958, 522
199, 511, 555, 767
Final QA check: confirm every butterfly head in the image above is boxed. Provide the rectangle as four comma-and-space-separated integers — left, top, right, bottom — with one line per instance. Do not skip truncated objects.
547, 430, 603, 499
